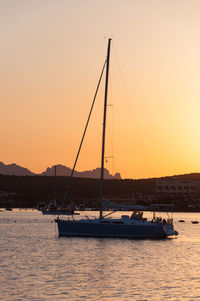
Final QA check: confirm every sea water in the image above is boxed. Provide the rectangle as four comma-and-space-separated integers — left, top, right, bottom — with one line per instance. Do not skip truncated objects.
0, 210, 200, 300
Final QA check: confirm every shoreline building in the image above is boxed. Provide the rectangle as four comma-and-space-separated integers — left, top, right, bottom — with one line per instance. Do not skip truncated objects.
156, 179, 200, 195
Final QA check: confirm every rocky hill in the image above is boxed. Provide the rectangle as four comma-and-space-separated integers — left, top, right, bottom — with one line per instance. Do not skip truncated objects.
0, 162, 121, 179
0, 162, 34, 176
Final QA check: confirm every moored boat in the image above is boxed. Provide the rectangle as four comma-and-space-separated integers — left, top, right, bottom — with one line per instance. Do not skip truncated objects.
42, 208, 78, 215
57, 212, 177, 238
56, 39, 178, 239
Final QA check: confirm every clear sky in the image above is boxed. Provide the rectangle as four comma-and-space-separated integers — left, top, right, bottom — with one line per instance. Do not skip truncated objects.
1, 0, 200, 179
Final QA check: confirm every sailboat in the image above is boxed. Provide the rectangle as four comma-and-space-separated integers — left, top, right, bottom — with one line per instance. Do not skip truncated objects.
41, 166, 79, 215
56, 39, 178, 238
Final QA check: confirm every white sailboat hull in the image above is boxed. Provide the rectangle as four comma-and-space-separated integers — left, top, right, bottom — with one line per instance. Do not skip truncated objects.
56, 219, 176, 239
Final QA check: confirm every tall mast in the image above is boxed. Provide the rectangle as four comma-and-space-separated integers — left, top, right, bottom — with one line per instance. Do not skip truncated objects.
100, 38, 111, 220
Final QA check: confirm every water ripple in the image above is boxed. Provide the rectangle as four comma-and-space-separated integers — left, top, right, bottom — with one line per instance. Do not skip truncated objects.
1, 210, 200, 300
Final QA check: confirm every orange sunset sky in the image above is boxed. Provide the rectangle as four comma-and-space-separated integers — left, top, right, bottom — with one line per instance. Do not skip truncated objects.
1, 0, 200, 179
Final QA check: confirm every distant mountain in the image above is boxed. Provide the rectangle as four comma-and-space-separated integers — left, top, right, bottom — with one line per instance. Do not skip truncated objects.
0, 162, 34, 176
0, 162, 121, 179
41, 165, 121, 179
41, 165, 72, 176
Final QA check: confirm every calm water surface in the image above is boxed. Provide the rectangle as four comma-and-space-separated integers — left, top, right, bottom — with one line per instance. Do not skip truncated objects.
0, 210, 200, 300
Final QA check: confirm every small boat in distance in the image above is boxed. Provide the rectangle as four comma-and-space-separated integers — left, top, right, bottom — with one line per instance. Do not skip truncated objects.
42, 200, 79, 215
5, 207, 12, 211
42, 208, 77, 215
56, 39, 178, 239
39, 166, 79, 215
37, 202, 46, 211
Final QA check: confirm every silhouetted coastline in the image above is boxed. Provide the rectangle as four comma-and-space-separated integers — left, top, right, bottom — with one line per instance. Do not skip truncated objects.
1, 174, 200, 212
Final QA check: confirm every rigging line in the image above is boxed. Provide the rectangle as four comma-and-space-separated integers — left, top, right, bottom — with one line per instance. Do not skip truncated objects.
112, 43, 153, 179
60, 60, 107, 209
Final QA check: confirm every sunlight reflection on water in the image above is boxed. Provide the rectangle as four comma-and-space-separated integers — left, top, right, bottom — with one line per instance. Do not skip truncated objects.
1, 210, 200, 300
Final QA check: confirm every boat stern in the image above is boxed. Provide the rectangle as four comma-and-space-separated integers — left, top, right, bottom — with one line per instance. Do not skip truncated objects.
162, 222, 178, 237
